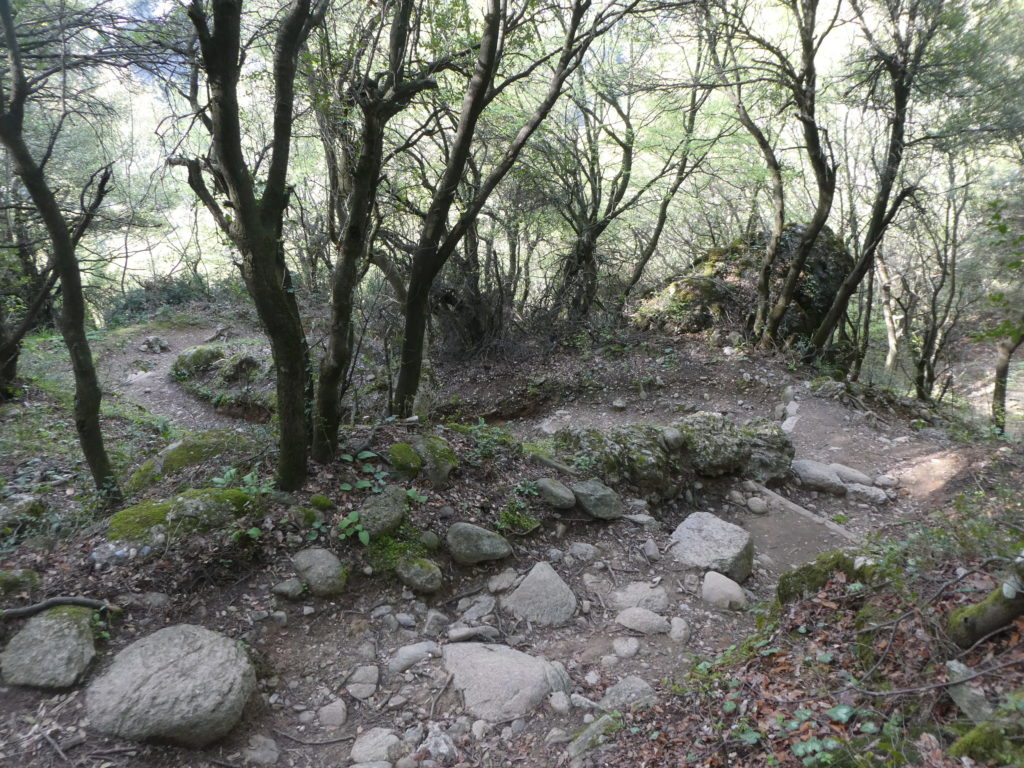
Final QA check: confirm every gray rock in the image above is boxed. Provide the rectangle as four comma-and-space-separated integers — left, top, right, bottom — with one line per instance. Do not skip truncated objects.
460, 594, 496, 622
747, 496, 768, 515
487, 568, 518, 593
615, 607, 670, 634
945, 660, 996, 725
271, 578, 304, 600
388, 641, 440, 674
642, 538, 661, 561
442, 643, 570, 721
242, 734, 279, 765
421, 722, 457, 765
669, 617, 692, 643
874, 474, 899, 488
613, 636, 640, 658
448, 625, 500, 642
702, 571, 747, 610
567, 541, 599, 562
536, 478, 576, 509
446, 523, 512, 565
1, 606, 94, 688
85, 624, 255, 747
599, 676, 655, 711
345, 664, 380, 700
743, 421, 795, 483
566, 714, 619, 759
847, 483, 888, 505
781, 415, 800, 434
674, 411, 751, 476
669, 511, 754, 583
828, 463, 873, 486
502, 562, 577, 626
292, 548, 348, 597
661, 427, 684, 450
611, 398, 628, 410
791, 459, 847, 496
413, 435, 459, 487
358, 485, 407, 538
548, 690, 571, 714
317, 698, 347, 727
395, 557, 443, 593
423, 609, 451, 637
571, 479, 624, 520
350, 727, 401, 763
609, 582, 669, 613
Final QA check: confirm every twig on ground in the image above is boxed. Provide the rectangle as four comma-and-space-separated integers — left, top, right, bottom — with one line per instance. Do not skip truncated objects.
270, 728, 355, 746
430, 672, 454, 719
1, 597, 114, 620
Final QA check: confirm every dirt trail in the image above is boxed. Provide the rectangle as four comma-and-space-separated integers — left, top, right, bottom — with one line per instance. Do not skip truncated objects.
96, 325, 242, 431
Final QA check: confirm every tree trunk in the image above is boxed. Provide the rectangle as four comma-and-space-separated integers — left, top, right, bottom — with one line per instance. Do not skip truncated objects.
992, 321, 1024, 435
947, 552, 1024, 648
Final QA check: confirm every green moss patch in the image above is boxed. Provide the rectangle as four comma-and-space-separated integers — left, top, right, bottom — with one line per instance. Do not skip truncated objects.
388, 442, 423, 480
108, 488, 261, 542
777, 550, 860, 605
126, 429, 256, 493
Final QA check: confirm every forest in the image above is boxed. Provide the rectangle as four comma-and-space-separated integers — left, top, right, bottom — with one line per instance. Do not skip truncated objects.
1, 1, 1024, 767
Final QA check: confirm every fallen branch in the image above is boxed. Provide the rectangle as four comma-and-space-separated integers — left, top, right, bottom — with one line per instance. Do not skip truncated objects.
271, 727, 355, 746
1, 596, 115, 620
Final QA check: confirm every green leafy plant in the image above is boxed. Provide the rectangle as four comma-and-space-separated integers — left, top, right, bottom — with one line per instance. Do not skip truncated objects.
336, 510, 370, 545
406, 488, 428, 504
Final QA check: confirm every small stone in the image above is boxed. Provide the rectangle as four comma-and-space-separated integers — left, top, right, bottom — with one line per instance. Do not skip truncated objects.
502, 561, 577, 626
847, 483, 888, 505
548, 690, 572, 714
292, 548, 348, 597
746, 496, 768, 515
599, 676, 655, 711
571, 479, 624, 520
609, 582, 669, 613
395, 557, 444, 594
536, 478, 577, 509
611, 398, 627, 410
423, 609, 451, 636
345, 664, 380, 700
874, 474, 899, 488
669, 617, 691, 642
350, 727, 401, 763
567, 541, 598, 561
388, 641, 440, 674
669, 511, 754, 583
0, 606, 95, 688
317, 699, 347, 728
242, 734, 280, 766
612, 637, 640, 658
545, 727, 570, 745
702, 571, 747, 610
446, 523, 512, 565
642, 538, 661, 561
790, 459, 847, 496
828, 463, 873, 486
615, 607, 670, 634
472, 720, 492, 740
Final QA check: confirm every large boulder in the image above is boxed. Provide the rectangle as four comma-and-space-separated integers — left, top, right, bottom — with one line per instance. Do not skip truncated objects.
85, 624, 255, 747
1, 607, 95, 688
442, 643, 570, 721
446, 523, 512, 565
669, 511, 754, 582
127, 430, 255, 493
502, 562, 577, 626
633, 224, 854, 341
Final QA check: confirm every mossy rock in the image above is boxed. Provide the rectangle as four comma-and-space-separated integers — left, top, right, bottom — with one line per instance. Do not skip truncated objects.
634, 277, 732, 333
309, 493, 334, 511
171, 345, 226, 378
366, 524, 427, 573
412, 435, 459, 487
215, 352, 261, 385
292, 507, 322, 528
777, 550, 858, 604
949, 693, 1024, 765
0, 568, 41, 597
389, 442, 423, 480
674, 412, 752, 477
553, 424, 680, 501
395, 556, 443, 593
107, 488, 261, 543
127, 430, 254, 493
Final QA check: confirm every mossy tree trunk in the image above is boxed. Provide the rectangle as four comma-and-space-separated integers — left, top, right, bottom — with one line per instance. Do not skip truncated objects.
992, 321, 1023, 435
947, 552, 1024, 648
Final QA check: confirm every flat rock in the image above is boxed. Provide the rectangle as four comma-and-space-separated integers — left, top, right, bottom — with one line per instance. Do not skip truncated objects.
571, 479, 624, 520
350, 727, 401, 763
669, 511, 754, 582
615, 607, 670, 634
599, 676, 656, 711
443, 643, 569, 721
791, 459, 847, 496
1, 606, 95, 688
271, 578, 304, 600
609, 582, 669, 613
702, 571, 747, 610
502, 561, 577, 626
446, 523, 512, 565
292, 548, 348, 597
536, 478, 576, 509
828, 463, 873, 486
85, 624, 255, 747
